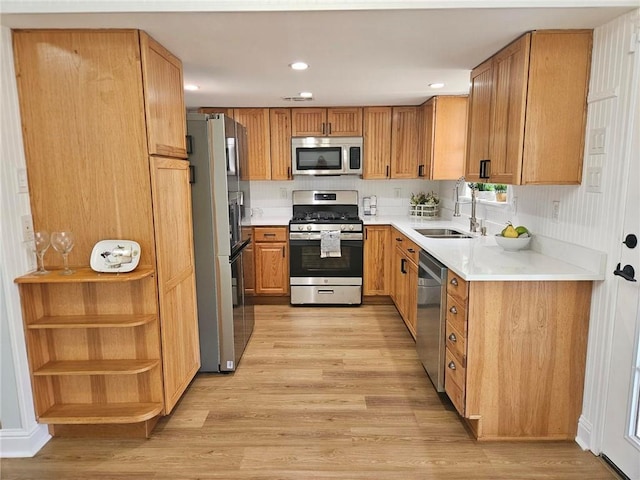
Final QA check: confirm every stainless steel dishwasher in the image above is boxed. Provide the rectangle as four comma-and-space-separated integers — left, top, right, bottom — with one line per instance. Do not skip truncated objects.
416, 250, 448, 392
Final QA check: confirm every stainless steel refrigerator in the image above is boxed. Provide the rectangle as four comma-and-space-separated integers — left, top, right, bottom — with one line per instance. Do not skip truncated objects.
187, 113, 254, 372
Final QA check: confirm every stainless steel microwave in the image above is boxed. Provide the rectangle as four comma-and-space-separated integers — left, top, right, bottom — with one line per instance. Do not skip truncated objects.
291, 137, 363, 176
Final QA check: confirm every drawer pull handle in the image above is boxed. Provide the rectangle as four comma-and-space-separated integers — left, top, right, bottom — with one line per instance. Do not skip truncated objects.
407, 248, 415, 253
448, 361, 457, 370
450, 278, 458, 286
448, 333, 457, 342
396, 237, 403, 242
449, 306, 457, 314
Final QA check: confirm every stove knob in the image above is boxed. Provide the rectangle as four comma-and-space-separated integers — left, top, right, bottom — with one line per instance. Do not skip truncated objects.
340, 224, 345, 231
306, 225, 312, 231
297, 225, 303, 231
349, 224, 355, 231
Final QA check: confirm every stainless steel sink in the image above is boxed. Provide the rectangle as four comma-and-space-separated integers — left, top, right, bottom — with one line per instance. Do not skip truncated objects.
415, 228, 472, 239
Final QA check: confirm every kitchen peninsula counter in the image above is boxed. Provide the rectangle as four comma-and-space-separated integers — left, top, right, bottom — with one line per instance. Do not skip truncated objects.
363, 216, 606, 281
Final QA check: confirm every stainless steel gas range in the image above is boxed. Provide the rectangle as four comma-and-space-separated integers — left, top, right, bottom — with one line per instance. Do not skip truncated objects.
289, 190, 363, 305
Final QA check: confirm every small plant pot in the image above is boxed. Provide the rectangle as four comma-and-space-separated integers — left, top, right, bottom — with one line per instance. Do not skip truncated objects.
495, 192, 507, 202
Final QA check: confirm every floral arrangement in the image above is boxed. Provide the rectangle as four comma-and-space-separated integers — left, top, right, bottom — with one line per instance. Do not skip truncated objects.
410, 191, 439, 206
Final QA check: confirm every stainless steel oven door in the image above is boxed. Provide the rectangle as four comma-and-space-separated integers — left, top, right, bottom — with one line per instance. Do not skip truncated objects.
289, 235, 363, 280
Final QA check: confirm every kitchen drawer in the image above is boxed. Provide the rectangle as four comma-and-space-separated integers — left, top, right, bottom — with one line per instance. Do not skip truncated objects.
446, 321, 466, 367
445, 369, 465, 416
392, 231, 420, 265
253, 226, 287, 242
447, 270, 468, 304
446, 294, 467, 336
445, 348, 466, 391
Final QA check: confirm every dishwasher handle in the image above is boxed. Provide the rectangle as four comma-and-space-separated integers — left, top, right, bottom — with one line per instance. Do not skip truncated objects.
419, 251, 447, 283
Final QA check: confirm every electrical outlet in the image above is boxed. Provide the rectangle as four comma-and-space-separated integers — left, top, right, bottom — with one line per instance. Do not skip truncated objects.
552, 201, 560, 223
512, 196, 518, 214
21, 215, 34, 242
279, 187, 287, 199
394, 188, 401, 198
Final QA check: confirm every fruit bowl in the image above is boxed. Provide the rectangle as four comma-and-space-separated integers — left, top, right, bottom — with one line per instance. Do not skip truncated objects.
494, 234, 531, 251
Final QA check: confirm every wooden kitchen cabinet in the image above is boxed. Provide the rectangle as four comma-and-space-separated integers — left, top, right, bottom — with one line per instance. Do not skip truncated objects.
443, 270, 593, 440
391, 106, 420, 179
233, 108, 272, 180
291, 107, 363, 136
363, 107, 393, 179
419, 96, 468, 180
363, 226, 391, 295
269, 108, 292, 180
13, 29, 199, 435
140, 33, 188, 159
253, 227, 289, 295
390, 229, 420, 338
465, 30, 592, 185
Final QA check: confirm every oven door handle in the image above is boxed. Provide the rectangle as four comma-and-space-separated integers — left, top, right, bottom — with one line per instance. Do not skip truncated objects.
289, 233, 363, 241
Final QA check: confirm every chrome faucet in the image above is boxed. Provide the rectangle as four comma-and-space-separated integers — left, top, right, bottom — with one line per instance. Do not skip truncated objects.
469, 185, 480, 233
453, 176, 464, 217
453, 176, 480, 233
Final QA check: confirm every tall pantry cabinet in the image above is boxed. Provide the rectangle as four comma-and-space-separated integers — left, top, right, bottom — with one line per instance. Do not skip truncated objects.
12, 29, 200, 436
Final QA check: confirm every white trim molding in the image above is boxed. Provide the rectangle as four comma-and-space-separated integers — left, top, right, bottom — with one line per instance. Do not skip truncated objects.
0, 424, 50, 458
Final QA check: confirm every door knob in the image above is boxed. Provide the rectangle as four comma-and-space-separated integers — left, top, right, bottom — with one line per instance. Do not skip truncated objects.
623, 234, 637, 249
614, 263, 637, 282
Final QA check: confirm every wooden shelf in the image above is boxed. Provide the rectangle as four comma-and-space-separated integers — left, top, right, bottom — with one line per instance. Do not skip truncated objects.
33, 359, 160, 376
15, 266, 155, 284
28, 314, 157, 329
38, 403, 163, 424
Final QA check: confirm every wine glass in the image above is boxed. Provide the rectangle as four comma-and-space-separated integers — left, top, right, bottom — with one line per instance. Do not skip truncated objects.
51, 231, 75, 275
32, 231, 50, 275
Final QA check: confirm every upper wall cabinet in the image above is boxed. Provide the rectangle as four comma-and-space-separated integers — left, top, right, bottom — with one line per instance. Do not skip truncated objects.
233, 108, 272, 180
363, 106, 393, 179
291, 107, 363, 137
465, 30, 593, 185
269, 108, 292, 180
390, 106, 419, 179
140, 33, 188, 159
419, 96, 468, 180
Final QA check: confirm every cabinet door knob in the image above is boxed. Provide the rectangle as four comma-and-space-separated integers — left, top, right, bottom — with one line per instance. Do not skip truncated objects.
448, 361, 456, 370
448, 332, 457, 343
450, 278, 458, 286
449, 306, 457, 314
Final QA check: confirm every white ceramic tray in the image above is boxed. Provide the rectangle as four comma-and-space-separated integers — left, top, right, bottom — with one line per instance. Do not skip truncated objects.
90, 240, 141, 273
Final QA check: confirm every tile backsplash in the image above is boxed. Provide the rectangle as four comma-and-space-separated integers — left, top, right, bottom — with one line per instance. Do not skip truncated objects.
249, 177, 438, 218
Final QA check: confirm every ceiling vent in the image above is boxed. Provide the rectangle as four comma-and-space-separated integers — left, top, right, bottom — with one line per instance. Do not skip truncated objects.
281, 96, 314, 102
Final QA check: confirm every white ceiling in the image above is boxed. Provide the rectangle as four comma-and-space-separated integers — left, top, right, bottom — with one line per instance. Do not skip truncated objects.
1, 1, 637, 108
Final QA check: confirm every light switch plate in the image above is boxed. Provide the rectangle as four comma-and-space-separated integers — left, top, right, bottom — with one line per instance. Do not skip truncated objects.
17, 168, 28, 193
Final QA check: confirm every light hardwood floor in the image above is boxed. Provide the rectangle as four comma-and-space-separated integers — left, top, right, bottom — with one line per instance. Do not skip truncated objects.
1, 305, 619, 479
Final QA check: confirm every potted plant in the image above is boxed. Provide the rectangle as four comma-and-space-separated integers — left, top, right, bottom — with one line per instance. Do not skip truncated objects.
494, 184, 507, 202
410, 191, 439, 217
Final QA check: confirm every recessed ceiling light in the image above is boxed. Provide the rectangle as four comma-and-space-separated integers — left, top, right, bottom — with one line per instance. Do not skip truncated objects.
429, 83, 445, 89
290, 62, 309, 71
299, 92, 313, 98
184, 84, 200, 91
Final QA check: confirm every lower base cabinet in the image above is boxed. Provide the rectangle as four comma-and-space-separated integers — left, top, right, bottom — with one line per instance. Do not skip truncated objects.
253, 227, 289, 296
390, 228, 419, 338
444, 271, 593, 440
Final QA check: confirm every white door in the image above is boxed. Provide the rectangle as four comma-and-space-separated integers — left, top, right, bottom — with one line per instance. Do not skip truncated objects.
601, 48, 640, 479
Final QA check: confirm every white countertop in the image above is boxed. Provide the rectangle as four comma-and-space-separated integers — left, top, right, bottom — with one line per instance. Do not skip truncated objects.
367, 216, 606, 281
247, 214, 606, 281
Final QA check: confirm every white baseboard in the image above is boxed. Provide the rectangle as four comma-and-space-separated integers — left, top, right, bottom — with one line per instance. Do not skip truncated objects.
0, 424, 50, 458
576, 415, 595, 452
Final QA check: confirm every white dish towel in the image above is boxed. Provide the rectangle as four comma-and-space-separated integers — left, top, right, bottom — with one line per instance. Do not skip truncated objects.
320, 230, 341, 258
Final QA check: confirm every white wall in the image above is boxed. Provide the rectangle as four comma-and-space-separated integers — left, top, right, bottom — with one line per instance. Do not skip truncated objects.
0, 25, 51, 457
440, 9, 640, 453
